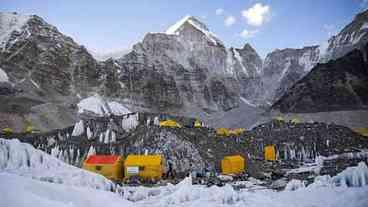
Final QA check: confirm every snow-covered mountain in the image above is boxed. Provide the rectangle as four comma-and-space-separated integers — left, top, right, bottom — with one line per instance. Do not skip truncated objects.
261, 46, 321, 102
1, 10, 368, 132
323, 9, 368, 61
272, 42, 368, 113
257, 9, 368, 104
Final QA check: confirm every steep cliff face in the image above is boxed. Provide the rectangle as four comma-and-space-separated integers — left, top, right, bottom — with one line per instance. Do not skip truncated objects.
261, 10, 368, 104
0, 13, 104, 98
262, 46, 321, 102
272, 43, 368, 113
117, 16, 241, 115
323, 10, 368, 61
227, 44, 264, 103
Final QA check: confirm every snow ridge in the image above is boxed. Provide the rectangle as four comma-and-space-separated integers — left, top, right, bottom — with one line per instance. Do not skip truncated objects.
165, 15, 223, 46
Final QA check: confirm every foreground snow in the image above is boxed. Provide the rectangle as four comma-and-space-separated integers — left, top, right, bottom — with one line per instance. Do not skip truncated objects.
1, 138, 368, 206
2, 172, 368, 207
0, 139, 115, 191
0, 173, 132, 207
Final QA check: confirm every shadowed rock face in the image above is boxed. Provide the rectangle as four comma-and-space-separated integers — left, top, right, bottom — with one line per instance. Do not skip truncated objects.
272, 43, 368, 113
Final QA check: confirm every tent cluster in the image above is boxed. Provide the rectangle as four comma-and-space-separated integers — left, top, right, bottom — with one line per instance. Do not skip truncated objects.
216, 128, 246, 137
83, 154, 166, 182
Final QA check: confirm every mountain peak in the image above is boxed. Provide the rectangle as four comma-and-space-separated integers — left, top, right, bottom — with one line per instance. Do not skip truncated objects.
165, 15, 223, 46
165, 15, 207, 34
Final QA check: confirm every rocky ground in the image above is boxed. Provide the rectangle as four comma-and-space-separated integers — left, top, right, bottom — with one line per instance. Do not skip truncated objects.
3, 113, 367, 185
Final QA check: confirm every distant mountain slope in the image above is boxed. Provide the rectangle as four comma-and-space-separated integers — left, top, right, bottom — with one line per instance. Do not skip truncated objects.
324, 9, 368, 61
265, 9, 368, 104
272, 43, 368, 113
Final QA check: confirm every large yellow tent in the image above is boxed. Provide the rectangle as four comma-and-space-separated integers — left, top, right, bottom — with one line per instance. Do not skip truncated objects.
124, 154, 165, 180
221, 155, 245, 175
159, 120, 182, 128
216, 128, 231, 137
83, 155, 124, 181
264, 145, 277, 161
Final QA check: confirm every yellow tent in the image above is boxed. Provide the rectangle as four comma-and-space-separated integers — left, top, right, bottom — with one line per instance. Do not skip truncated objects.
2, 128, 13, 135
264, 145, 277, 161
159, 119, 182, 128
194, 119, 202, 128
216, 128, 231, 137
291, 118, 301, 124
229, 128, 245, 136
83, 155, 124, 181
354, 128, 368, 137
221, 155, 245, 175
124, 154, 165, 180
274, 116, 284, 121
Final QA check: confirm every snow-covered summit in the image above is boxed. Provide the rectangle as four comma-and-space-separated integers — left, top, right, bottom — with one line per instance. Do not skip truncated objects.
165, 15, 223, 46
0, 12, 31, 49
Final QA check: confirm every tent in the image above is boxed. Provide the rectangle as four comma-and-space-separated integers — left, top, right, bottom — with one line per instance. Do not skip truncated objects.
124, 155, 165, 180
221, 155, 245, 175
83, 155, 124, 181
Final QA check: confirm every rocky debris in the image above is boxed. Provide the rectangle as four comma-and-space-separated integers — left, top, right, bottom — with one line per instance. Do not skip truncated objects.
272, 43, 368, 113
4, 115, 368, 181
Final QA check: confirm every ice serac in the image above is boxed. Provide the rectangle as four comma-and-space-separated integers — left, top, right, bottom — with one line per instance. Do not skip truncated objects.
117, 15, 240, 116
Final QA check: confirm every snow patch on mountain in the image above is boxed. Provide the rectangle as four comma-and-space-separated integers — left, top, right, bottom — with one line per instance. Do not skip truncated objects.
165, 15, 223, 46
0, 12, 30, 49
225, 49, 235, 75
278, 59, 291, 82
0, 67, 9, 82
361, 22, 368, 31
299, 50, 316, 72
240, 97, 256, 107
78, 95, 131, 116
233, 48, 249, 77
